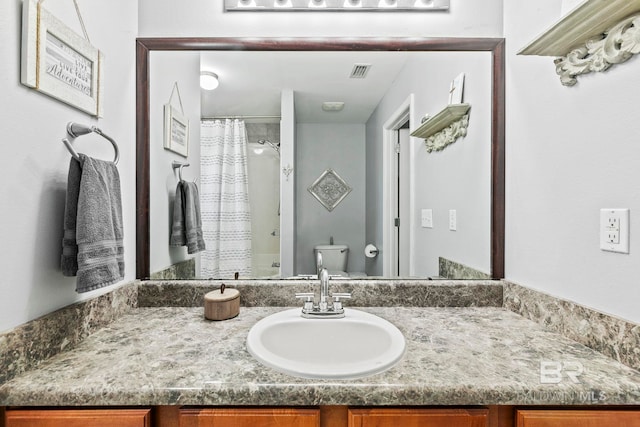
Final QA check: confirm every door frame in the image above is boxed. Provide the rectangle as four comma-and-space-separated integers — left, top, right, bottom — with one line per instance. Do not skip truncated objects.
397, 127, 411, 276
382, 95, 415, 277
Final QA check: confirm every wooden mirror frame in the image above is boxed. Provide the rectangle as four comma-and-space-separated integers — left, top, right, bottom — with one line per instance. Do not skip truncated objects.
136, 37, 505, 280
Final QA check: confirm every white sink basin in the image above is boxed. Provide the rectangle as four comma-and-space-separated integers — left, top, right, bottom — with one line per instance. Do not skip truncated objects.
246, 308, 405, 379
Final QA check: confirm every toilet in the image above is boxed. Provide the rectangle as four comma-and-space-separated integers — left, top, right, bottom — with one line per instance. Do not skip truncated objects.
314, 244, 349, 276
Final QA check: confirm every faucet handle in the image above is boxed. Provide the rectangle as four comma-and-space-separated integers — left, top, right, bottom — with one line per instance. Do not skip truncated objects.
331, 292, 352, 311
331, 292, 351, 299
295, 292, 315, 311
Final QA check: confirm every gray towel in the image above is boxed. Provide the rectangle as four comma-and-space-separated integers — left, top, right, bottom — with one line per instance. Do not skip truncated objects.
61, 158, 81, 276
170, 181, 205, 254
61, 154, 124, 293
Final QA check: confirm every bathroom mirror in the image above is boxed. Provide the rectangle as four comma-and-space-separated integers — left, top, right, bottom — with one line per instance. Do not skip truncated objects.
137, 37, 505, 281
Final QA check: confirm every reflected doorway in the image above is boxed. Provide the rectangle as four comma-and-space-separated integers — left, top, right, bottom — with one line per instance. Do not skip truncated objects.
395, 125, 411, 277
382, 94, 414, 277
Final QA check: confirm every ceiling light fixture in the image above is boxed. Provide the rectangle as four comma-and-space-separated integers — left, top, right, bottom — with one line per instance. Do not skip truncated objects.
415, 0, 434, 7
322, 101, 345, 112
200, 71, 219, 91
343, 0, 362, 7
308, 0, 327, 7
274, 0, 293, 7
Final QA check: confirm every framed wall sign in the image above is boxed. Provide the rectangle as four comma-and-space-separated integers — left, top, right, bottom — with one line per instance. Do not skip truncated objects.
164, 104, 190, 157
163, 82, 189, 157
21, 0, 104, 117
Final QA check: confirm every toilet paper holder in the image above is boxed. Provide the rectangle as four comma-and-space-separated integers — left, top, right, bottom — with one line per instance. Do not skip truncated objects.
364, 244, 379, 258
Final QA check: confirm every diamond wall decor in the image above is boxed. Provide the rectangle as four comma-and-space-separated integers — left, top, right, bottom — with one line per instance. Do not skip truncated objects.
307, 168, 352, 212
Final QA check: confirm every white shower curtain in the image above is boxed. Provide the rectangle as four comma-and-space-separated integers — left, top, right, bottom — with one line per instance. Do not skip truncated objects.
200, 119, 252, 278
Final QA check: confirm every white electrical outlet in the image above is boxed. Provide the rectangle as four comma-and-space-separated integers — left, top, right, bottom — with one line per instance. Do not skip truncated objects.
449, 209, 457, 231
421, 209, 433, 228
600, 209, 629, 253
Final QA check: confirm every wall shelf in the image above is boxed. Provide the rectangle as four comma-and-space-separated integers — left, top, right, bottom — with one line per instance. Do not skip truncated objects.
518, 0, 640, 86
411, 104, 470, 139
411, 103, 470, 152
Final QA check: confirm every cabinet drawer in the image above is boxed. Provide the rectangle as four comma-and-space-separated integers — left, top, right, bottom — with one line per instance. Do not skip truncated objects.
348, 408, 488, 427
179, 407, 320, 427
516, 409, 640, 427
4, 408, 151, 427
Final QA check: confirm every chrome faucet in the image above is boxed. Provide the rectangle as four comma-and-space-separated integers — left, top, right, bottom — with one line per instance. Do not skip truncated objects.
316, 251, 323, 278
319, 268, 330, 311
295, 267, 351, 319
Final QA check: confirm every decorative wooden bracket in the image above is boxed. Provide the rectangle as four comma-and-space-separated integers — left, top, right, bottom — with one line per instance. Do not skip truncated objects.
519, 0, 640, 86
554, 14, 640, 86
423, 115, 469, 153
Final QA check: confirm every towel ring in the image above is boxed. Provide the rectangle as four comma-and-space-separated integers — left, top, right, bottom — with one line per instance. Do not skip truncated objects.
62, 122, 120, 165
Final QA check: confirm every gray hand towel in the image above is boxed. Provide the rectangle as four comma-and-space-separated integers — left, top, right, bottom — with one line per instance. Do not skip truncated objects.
61, 154, 124, 292
61, 158, 82, 276
169, 182, 187, 247
170, 181, 205, 254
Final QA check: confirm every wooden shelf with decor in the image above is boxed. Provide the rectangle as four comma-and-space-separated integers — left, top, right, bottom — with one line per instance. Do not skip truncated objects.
411, 103, 470, 139
410, 103, 470, 152
518, 0, 640, 86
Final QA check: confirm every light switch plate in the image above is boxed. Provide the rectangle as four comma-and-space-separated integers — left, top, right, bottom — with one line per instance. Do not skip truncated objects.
421, 209, 433, 228
600, 208, 629, 253
449, 209, 457, 231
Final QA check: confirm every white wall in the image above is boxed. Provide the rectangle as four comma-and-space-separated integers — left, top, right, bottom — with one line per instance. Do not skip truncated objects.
412, 54, 492, 277
149, 51, 201, 275
505, 0, 640, 323
0, 0, 137, 332
296, 123, 366, 275
138, 0, 503, 38
366, 52, 492, 277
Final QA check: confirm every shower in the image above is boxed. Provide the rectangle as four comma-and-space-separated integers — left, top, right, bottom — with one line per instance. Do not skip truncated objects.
257, 139, 282, 217
246, 127, 281, 278
257, 139, 280, 155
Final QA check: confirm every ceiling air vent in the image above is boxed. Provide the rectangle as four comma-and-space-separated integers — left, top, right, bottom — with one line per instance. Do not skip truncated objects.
350, 63, 372, 79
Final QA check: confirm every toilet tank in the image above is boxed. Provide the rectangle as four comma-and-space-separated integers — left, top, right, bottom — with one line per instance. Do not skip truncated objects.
314, 245, 349, 273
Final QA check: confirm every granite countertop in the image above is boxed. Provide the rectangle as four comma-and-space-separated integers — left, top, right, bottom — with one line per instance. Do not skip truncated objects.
1, 306, 639, 407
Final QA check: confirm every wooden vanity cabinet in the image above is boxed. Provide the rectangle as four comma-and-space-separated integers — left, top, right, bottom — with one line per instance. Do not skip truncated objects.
3, 408, 151, 427
179, 407, 320, 427
4, 406, 640, 427
516, 409, 640, 427
348, 408, 489, 427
